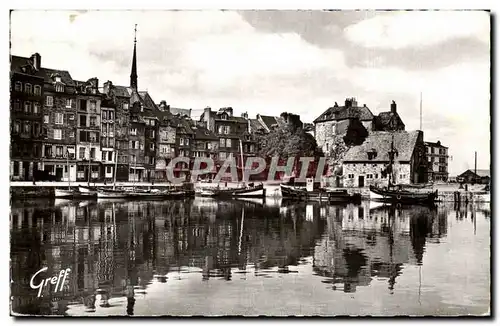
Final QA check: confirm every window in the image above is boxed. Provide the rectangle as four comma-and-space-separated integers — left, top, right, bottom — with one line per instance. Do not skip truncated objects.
106, 166, 112, 173
150, 143, 155, 150
13, 121, 20, 133
34, 85, 41, 95
367, 174, 373, 179
25, 83, 32, 94
33, 123, 40, 136
14, 81, 22, 91
33, 102, 40, 114
79, 147, 86, 159
69, 131, 75, 138
23, 122, 31, 133
90, 148, 96, 159
89, 101, 96, 112
79, 115, 87, 127
207, 142, 212, 150
53, 129, 62, 140
375, 174, 378, 179
185, 138, 189, 145
46, 96, 53, 106
44, 145, 52, 157
130, 128, 137, 135
69, 114, 74, 120
131, 154, 136, 163
24, 101, 32, 113
150, 130, 155, 138
13, 161, 19, 176
220, 138, 225, 147
90, 116, 97, 127
220, 152, 227, 160
108, 152, 113, 161
226, 138, 231, 147
43, 114, 50, 124
55, 84, 65, 92
55, 113, 64, 124
348, 174, 354, 178
123, 103, 129, 110
180, 138, 184, 145
66, 99, 72, 108
89, 132, 97, 142
13, 100, 21, 111
56, 146, 63, 157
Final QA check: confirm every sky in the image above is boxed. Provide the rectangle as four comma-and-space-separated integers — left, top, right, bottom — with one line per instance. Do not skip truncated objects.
10, 10, 490, 175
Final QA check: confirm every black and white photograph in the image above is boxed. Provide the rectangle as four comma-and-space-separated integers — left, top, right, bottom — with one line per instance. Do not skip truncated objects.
8, 8, 491, 317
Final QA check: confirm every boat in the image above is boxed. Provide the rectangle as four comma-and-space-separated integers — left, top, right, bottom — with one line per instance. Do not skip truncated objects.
368, 134, 438, 204
78, 185, 98, 197
280, 183, 361, 202
97, 155, 128, 199
196, 182, 265, 198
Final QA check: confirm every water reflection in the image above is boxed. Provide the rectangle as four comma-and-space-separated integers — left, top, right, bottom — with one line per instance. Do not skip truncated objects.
10, 198, 489, 316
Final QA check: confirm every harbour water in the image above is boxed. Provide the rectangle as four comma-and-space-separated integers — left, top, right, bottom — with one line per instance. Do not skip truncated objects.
10, 198, 490, 316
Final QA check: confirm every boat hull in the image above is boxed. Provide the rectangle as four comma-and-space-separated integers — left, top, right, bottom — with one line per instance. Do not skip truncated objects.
55, 189, 79, 198
196, 184, 265, 198
280, 185, 361, 203
78, 186, 98, 197
369, 185, 437, 204
97, 190, 129, 199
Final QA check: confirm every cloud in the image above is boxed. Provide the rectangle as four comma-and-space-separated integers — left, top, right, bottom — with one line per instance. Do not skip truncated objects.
344, 11, 490, 49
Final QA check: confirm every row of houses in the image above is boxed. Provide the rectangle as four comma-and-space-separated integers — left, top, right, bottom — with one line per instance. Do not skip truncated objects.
10, 48, 303, 182
10, 33, 453, 186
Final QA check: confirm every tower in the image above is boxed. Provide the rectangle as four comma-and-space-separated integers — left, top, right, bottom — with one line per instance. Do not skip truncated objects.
130, 24, 138, 91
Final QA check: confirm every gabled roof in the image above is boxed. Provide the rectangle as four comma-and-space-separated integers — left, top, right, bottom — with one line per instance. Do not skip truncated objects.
113, 85, 130, 98
343, 131, 420, 163
138, 91, 158, 111
249, 119, 266, 132
314, 103, 374, 123
42, 67, 75, 86
459, 169, 490, 178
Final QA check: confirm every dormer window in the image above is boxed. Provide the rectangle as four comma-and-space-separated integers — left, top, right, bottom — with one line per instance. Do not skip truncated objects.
55, 76, 61, 83
34, 85, 41, 95
55, 84, 65, 92
367, 148, 378, 160
14, 81, 22, 92
25, 83, 32, 94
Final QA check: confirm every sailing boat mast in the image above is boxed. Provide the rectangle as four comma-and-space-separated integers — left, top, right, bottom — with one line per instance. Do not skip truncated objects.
113, 151, 118, 190
67, 150, 71, 190
88, 142, 91, 186
419, 92, 423, 131
239, 139, 245, 184
388, 134, 397, 187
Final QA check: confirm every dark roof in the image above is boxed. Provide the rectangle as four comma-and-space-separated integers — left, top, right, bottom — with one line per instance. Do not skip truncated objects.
138, 91, 158, 111
10, 55, 45, 78
343, 131, 420, 163
314, 104, 374, 123
459, 169, 490, 178
194, 126, 218, 140
303, 123, 314, 132
42, 67, 75, 86
424, 141, 447, 148
259, 115, 279, 130
114, 85, 130, 97
249, 119, 266, 132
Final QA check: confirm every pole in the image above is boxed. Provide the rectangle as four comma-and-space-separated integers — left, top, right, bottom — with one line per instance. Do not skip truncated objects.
239, 139, 245, 184
474, 151, 477, 175
88, 142, 91, 186
113, 150, 118, 190
67, 152, 70, 190
419, 92, 423, 131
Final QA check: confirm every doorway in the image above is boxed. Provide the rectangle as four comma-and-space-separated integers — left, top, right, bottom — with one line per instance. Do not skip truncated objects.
358, 175, 364, 187
56, 167, 63, 181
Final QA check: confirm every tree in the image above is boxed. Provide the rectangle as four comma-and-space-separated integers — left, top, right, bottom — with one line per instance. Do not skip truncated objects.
256, 126, 322, 158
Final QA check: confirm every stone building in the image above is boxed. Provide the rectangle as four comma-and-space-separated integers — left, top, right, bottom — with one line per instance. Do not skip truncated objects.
342, 130, 427, 187
313, 98, 374, 155
40, 66, 78, 182
155, 106, 177, 180
74, 78, 102, 182
10, 53, 45, 181
424, 140, 449, 182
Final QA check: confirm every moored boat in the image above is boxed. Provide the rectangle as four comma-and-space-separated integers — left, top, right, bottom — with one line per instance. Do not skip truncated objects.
78, 185, 98, 197
369, 185, 438, 204
97, 188, 129, 199
196, 183, 265, 198
55, 188, 79, 198
280, 184, 361, 202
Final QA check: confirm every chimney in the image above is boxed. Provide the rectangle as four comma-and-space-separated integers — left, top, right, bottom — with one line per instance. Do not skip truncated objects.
189, 108, 192, 118
204, 107, 212, 131
351, 97, 358, 107
103, 80, 113, 95
345, 98, 352, 108
31, 53, 41, 71
226, 107, 233, 117
241, 112, 248, 119
391, 100, 397, 113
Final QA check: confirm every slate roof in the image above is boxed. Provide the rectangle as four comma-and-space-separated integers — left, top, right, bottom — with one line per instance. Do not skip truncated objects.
42, 67, 75, 86
249, 119, 266, 132
10, 55, 45, 78
194, 126, 218, 140
343, 131, 420, 163
424, 140, 447, 148
138, 91, 158, 111
314, 104, 374, 123
459, 169, 490, 178
114, 85, 130, 97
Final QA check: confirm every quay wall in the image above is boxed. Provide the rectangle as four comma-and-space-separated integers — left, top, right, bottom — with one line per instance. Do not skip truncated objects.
10, 182, 490, 203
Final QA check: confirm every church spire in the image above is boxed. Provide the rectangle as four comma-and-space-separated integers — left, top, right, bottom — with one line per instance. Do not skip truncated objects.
130, 24, 138, 91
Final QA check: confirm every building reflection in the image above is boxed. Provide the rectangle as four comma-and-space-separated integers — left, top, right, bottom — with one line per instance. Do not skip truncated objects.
312, 202, 443, 293
10, 198, 328, 315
